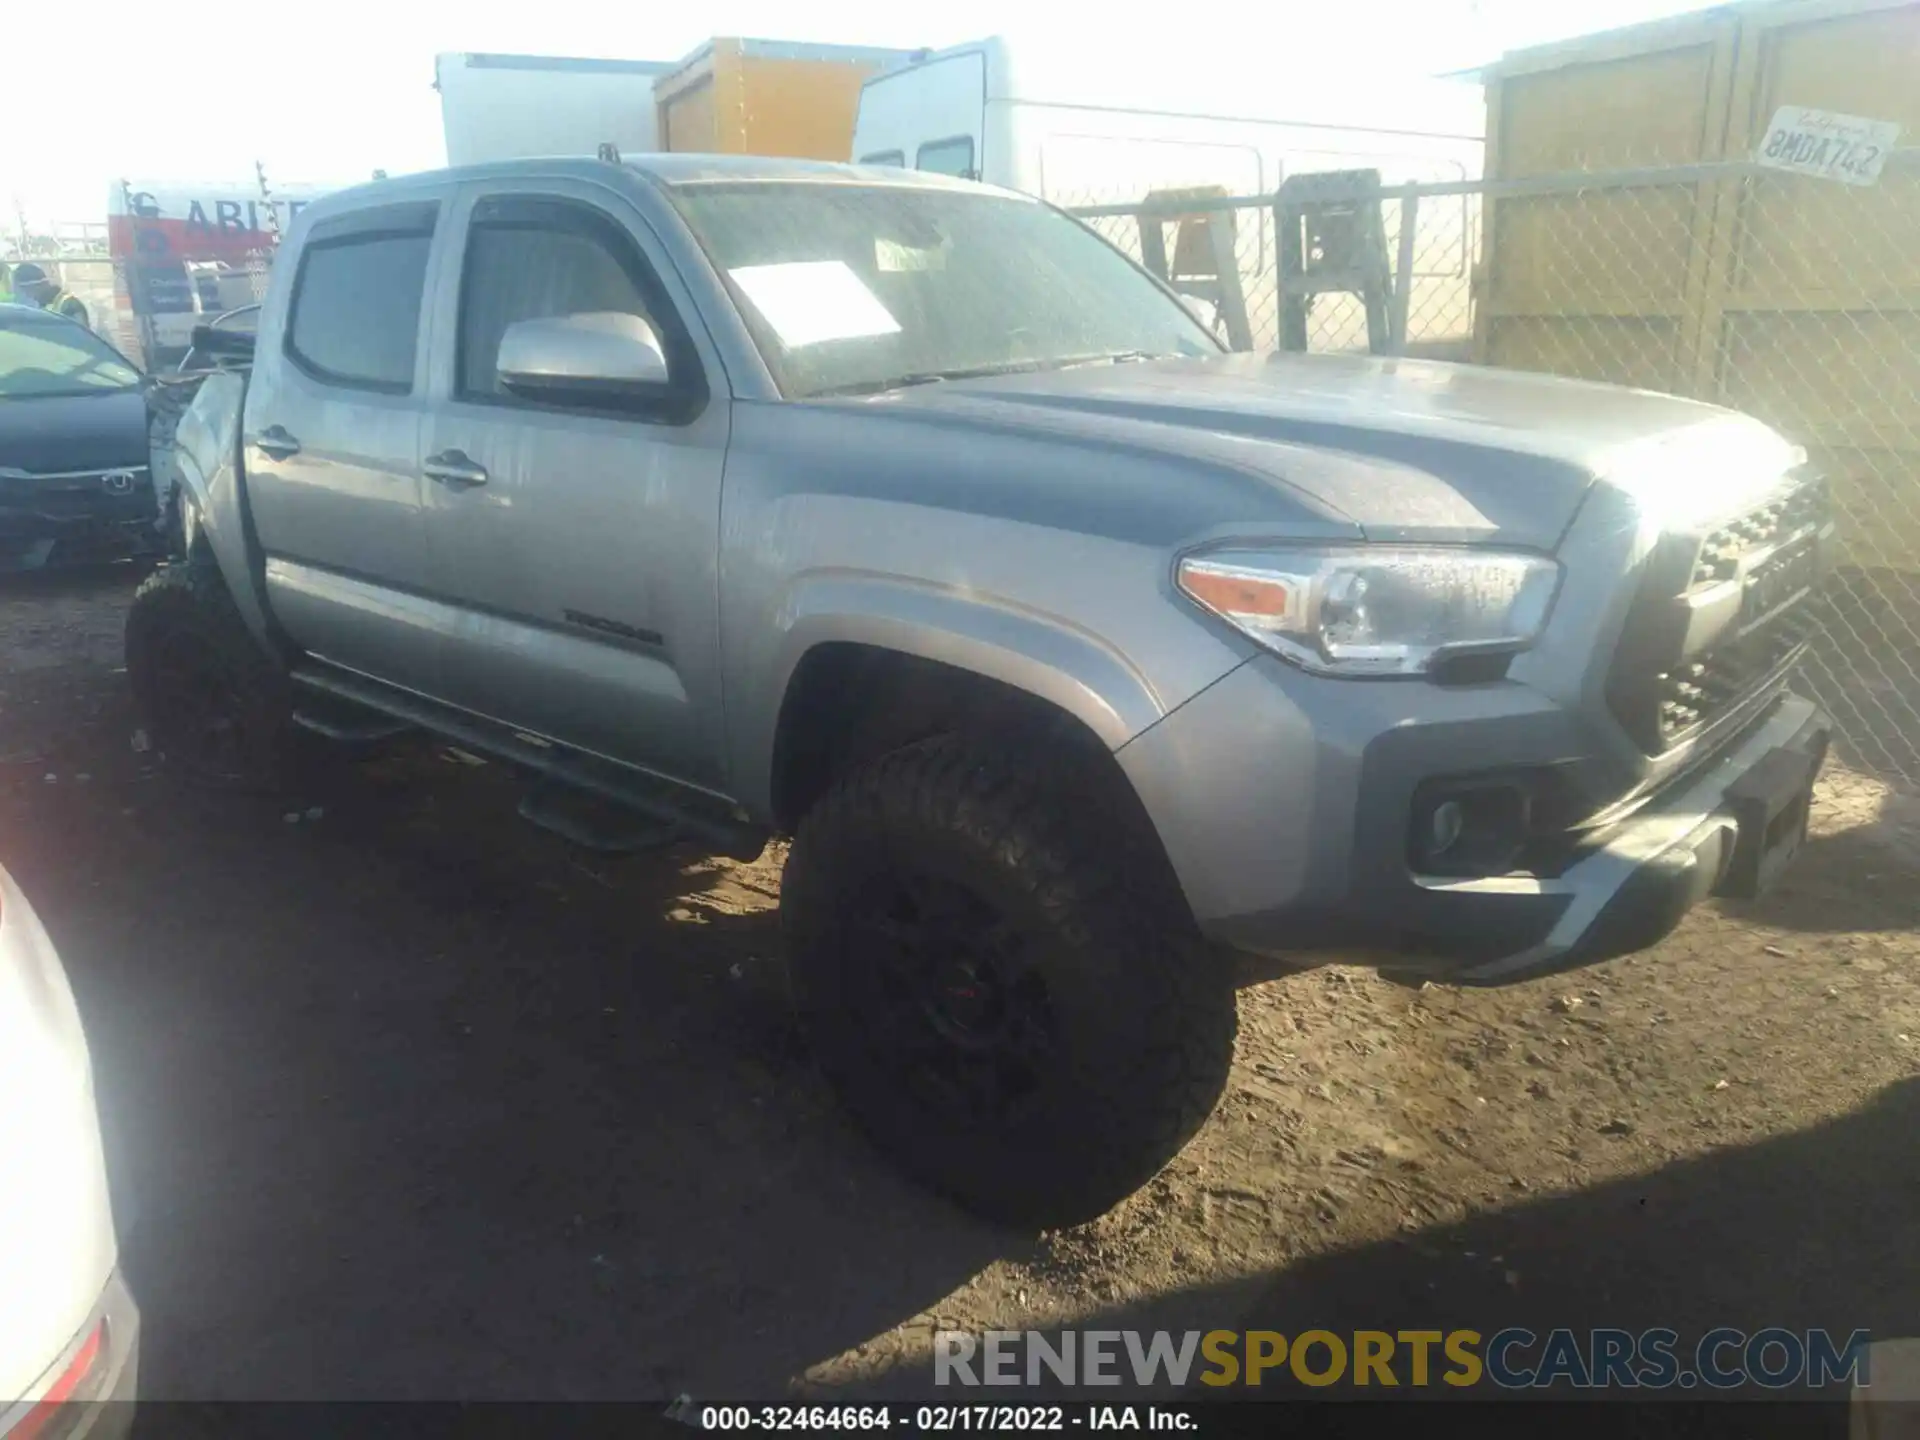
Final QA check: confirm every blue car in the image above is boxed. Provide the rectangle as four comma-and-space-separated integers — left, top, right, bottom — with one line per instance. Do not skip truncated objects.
0, 304, 160, 571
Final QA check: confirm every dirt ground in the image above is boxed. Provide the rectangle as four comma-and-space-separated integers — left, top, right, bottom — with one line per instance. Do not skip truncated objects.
2, 568, 1916, 1405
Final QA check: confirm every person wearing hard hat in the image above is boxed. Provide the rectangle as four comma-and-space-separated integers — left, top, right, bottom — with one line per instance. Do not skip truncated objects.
11, 263, 90, 328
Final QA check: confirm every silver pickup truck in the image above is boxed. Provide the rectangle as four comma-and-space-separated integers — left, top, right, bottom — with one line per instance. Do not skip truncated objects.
132, 154, 1832, 1226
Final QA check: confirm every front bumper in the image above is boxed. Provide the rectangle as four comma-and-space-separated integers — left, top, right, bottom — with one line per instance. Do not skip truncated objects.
1433, 697, 1825, 983
1117, 655, 1829, 985
0, 484, 162, 573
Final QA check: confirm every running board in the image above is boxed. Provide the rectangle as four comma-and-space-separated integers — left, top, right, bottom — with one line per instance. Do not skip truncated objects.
289, 666, 766, 861
517, 785, 679, 854
292, 710, 416, 744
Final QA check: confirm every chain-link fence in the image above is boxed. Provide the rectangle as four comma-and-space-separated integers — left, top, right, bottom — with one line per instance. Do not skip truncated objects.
3, 254, 137, 360
4, 245, 273, 370
1067, 151, 1920, 792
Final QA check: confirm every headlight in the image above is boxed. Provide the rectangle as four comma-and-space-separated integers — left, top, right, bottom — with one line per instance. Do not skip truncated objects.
1177, 546, 1561, 677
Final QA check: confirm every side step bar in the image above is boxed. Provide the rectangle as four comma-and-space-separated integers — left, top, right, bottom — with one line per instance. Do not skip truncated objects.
291, 711, 416, 744
289, 665, 767, 861
517, 785, 679, 855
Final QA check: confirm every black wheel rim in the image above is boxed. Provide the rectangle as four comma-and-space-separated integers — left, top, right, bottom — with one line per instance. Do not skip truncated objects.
149, 625, 250, 780
847, 868, 1060, 1126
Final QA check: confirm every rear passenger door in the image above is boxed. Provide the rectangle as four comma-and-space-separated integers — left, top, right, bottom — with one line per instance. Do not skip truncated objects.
244, 196, 444, 685
416, 180, 732, 790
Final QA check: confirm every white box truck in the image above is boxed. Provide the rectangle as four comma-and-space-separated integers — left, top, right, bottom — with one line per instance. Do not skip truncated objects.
850, 36, 1486, 354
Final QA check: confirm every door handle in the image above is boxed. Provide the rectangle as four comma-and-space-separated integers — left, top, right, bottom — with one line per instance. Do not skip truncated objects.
423, 450, 489, 489
249, 425, 301, 460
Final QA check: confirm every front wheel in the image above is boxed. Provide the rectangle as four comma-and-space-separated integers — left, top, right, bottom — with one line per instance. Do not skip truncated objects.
782, 736, 1237, 1228
125, 557, 292, 790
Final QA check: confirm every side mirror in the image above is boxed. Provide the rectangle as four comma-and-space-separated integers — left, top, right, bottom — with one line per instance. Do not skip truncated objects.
497, 311, 670, 403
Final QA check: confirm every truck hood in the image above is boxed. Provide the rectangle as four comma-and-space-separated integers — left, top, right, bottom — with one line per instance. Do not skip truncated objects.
0, 389, 150, 477
856, 352, 1799, 548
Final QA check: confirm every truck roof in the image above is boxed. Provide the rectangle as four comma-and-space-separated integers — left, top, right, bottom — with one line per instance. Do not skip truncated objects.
297, 153, 997, 222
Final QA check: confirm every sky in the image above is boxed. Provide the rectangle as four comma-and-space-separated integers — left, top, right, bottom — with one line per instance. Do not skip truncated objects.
5, 0, 1708, 227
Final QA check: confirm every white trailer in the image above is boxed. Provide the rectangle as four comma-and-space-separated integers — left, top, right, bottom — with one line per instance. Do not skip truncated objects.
435, 52, 674, 167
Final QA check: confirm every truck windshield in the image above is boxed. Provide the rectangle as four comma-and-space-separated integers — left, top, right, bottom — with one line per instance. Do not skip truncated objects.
0, 313, 143, 399
670, 181, 1219, 399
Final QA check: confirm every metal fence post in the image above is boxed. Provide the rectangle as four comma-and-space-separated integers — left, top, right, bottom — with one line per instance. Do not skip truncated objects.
1391, 191, 1420, 355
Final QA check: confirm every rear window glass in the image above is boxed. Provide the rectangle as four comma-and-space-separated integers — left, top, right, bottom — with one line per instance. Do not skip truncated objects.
286, 233, 431, 391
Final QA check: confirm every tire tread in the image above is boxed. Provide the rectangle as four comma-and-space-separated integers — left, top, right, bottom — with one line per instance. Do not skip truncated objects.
784, 734, 1236, 1227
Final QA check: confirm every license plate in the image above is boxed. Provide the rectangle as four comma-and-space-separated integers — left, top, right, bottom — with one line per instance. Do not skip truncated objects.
1755, 106, 1902, 187
1718, 741, 1825, 899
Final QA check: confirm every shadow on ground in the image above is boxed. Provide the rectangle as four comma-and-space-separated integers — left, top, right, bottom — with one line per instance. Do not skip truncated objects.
1735, 831, 1920, 937
1, 674, 1020, 1400
878, 1075, 1917, 1421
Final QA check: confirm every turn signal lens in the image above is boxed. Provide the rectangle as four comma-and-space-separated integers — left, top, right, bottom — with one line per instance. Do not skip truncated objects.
1177, 564, 1301, 623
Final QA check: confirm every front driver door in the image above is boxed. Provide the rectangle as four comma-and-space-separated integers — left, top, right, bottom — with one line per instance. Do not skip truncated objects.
417, 180, 731, 792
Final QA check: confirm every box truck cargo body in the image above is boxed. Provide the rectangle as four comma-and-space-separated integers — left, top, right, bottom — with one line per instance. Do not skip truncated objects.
656, 38, 916, 158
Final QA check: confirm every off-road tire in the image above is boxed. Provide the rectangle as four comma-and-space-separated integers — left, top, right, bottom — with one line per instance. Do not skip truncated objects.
125, 554, 292, 791
782, 735, 1237, 1227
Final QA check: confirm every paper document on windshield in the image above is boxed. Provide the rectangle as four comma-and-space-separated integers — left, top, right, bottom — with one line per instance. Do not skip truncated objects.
729, 261, 902, 349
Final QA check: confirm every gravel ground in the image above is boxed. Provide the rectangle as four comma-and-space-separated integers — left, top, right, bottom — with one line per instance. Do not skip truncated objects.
1, 568, 1915, 1405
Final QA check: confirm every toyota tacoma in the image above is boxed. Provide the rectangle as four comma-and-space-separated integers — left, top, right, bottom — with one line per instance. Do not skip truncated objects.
127, 156, 1832, 1226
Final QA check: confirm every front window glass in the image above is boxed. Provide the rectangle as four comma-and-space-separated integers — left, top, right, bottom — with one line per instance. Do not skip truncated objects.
456, 208, 658, 402
671, 181, 1217, 399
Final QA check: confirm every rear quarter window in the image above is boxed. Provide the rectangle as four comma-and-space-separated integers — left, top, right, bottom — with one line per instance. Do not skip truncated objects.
285, 231, 432, 392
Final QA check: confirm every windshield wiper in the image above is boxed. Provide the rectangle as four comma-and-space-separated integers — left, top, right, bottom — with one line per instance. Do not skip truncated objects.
814, 360, 1066, 397
813, 353, 1176, 398
811, 372, 954, 398
1062, 349, 1185, 367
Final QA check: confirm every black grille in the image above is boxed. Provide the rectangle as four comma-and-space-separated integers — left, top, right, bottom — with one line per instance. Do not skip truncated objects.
1654, 604, 1820, 742
1689, 479, 1830, 588
1608, 477, 1831, 754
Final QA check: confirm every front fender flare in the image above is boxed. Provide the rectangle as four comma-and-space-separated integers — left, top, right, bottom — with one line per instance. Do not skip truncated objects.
737, 572, 1183, 817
